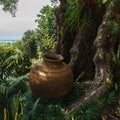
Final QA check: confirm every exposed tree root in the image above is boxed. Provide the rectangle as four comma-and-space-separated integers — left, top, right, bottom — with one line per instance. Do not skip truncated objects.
66, 81, 108, 112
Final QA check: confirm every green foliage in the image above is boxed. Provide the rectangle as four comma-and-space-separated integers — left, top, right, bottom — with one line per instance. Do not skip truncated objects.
0, 77, 93, 120
107, 19, 120, 36
109, 0, 120, 11
8, 75, 28, 96
0, 1, 119, 119
113, 45, 120, 65
114, 0, 120, 9
116, 107, 120, 114
101, 88, 117, 105
0, 43, 24, 80
9, 93, 23, 120
106, 0, 120, 14
0, 30, 40, 79
0, 75, 28, 120
36, 5, 56, 37
62, 0, 90, 34
20, 30, 39, 59
0, 5, 57, 79
50, 0, 59, 5
0, 87, 23, 120
102, 0, 107, 4
36, 5, 57, 54
0, 0, 18, 16
0, 76, 118, 120
72, 99, 102, 120
0, 42, 30, 79
72, 85, 117, 120
33, 82, 91, 108
0, 87, 8, 120
39, 34, 57, 53
21, 90, 35, 120
30, 104, 68, 120
21, 82, 91, 120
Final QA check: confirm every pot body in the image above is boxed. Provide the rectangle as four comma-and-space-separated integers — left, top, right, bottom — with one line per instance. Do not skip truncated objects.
29, 54, 74, 98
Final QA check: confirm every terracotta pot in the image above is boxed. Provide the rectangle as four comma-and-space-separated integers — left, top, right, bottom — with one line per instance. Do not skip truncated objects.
29, 53, 74, 98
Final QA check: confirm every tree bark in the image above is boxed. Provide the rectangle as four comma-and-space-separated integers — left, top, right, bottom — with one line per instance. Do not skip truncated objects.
55, 0, 75, 63
55, 0, 66, 54
65, 8, 115, 113
69, 6, 105, 80
55, 1, 105, 79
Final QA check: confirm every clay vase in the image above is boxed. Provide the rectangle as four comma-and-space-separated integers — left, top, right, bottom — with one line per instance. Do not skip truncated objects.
29, 53, 74, 98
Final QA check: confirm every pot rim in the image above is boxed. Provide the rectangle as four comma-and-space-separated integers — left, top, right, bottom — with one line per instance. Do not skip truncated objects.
43, 53, 64, 62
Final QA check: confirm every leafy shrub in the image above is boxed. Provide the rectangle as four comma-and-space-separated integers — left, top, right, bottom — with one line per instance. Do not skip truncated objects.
30, 104, 69, 120
36, 5, 57, 54
0, 87, 8, 120
20, 82, 91, 120
8, 75, 28, 96
101, 89, 117, 105
0, 5, 57, 79
0, 43, 31, 79
72, 99, 102, 120
0, 87, 23, 120
62, 0, 90, 34
107, 19, 120, 36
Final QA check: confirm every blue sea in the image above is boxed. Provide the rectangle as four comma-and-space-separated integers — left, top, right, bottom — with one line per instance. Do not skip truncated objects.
0, 39, 17, 43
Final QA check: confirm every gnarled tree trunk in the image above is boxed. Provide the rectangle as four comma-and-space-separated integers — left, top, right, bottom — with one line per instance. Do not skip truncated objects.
66, 8, 116, 112
55, 1, 106, 80
55, 0, 119, 113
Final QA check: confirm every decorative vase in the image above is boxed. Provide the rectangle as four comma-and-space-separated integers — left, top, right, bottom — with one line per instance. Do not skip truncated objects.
29, 53, 74, 98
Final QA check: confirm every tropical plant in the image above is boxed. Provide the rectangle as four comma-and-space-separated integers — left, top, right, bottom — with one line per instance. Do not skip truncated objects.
19, 30, 39, 59
0, 4, 57, 79
0, 42, 31, 79
36, 5, 56, 37
0, 87, 23, 120
35, 5, 57, 54
62, 0, 90, 34
0, 43, 23, 80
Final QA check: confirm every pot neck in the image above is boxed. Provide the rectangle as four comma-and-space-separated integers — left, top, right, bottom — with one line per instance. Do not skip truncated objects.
42, 53, 64, 65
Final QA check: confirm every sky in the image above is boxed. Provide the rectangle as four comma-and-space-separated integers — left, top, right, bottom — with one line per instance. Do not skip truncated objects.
0, 0, 51, 40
